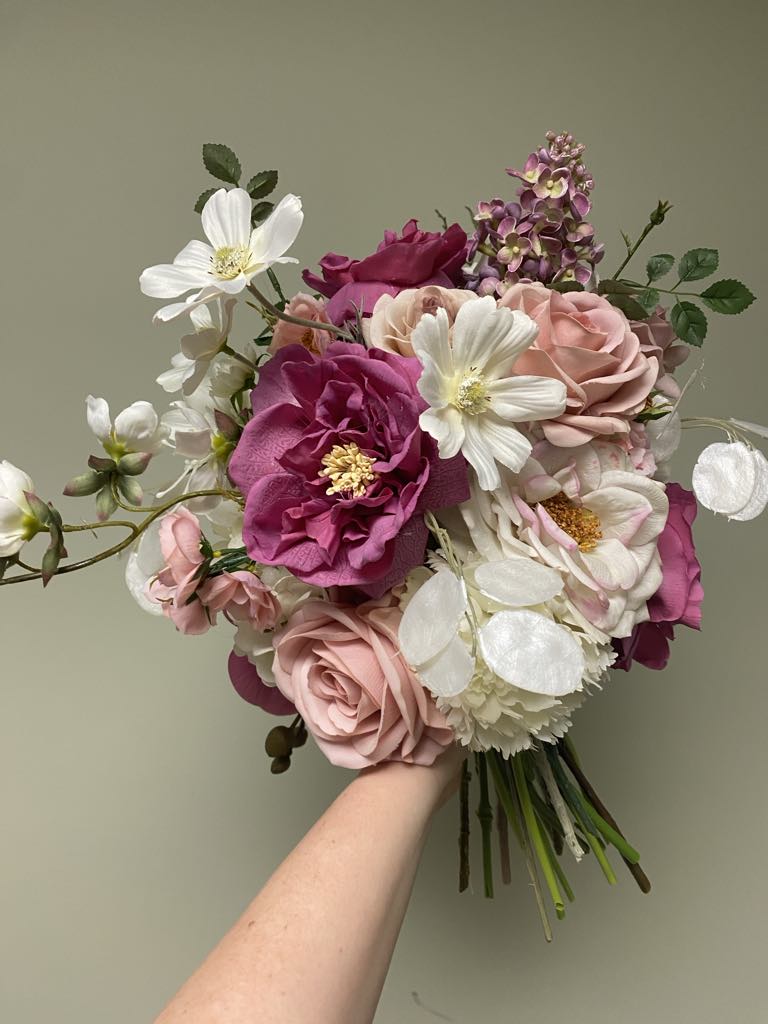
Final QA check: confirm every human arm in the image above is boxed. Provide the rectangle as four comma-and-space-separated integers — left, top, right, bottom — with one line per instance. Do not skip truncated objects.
154, 746, 462, 1024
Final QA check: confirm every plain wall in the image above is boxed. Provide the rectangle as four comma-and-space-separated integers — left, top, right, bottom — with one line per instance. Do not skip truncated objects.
1, 0, 767, 1020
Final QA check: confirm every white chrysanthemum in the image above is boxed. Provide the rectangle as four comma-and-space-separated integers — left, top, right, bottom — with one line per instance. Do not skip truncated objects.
140, 189, 303, 322
692, 440, 768, 521
156, 298, 237, 396
410, 296, 567, 491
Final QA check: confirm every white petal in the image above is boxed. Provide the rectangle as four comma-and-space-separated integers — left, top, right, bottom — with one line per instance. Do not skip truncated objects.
411, 307, 454, 380
730, 418, 768, 440
114, 401, 160, 448
469, 413, 532, 476
730, 448, 768, 521
461, 417, 501, 491
692, 441, 757, 515
480, 609, 585, 696
417, 634, 475, 698
156, 354, 195, 394
399, 569, 468, 667
86, 395, 112, 441
0, 495, 25, 528
646, 411, 682, 465
419, 406, 465, 459
0, 460, 34, 501
174, 239, 215, 270
414, 351, 452, 408
139, 262, 211, 299
486, 375, 566, 421
124, 522, 164, 616
452, 299, 537, 377
249, 194, 304, 267
201, 188, 252, 250
474, 557, 564, 607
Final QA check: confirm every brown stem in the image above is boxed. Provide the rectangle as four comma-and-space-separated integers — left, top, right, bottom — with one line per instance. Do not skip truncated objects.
558, 741, 651, 894
247, 283, 356, 342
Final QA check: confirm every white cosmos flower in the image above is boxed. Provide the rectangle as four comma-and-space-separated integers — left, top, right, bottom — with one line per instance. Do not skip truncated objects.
0, 460, 39, 557
692, 441, 768, 521
86, 396, 167, 457
156, 297, 237, 396
410, 296, 567, 491
140, 189, 303, 322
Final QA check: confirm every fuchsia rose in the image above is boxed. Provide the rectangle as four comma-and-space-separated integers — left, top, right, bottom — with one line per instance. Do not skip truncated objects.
227, 650, 296, 716
269, 292, 333, 356
272, 595, 454, 769
302, 220, 468, 325
630, 307, 690, 399
203, 570, 281, 630
228, 341, 469, 596
615, 483, 703, 670
149, 507, 211, 634
499, 282, 658, 446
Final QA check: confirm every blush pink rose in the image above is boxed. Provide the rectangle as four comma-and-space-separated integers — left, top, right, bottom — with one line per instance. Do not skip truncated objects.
272, 596, 454, 769
630, 307, 690, 398
269, 293, 334, 356
201, 570, 281, 630
499, 282, 658, 446
367, 285, 476, 358
148, 507, 212, 635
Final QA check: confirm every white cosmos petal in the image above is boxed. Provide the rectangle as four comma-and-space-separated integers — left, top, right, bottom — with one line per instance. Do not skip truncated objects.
730, 448, 768, 521
410, 307, 454, 380
453, 300, 538, 378
474, 558, 563, 607
462, 417, 501, 491
487, 375, 566, 421
114, 401, 160, 447
86, 395, 111, 441
479, 609, 584, 697
692, 441, 757, 515
470, 413, 532, 475
201, 188, 251, 250
174, 239, 215, 270
139, 263, 211, 299
153, 286, 225, 323
250, 194, 304, 266
399, 569, 468, 667
417, 634, 475, 698
414, 351, 452, 408
419, 407, 465, 459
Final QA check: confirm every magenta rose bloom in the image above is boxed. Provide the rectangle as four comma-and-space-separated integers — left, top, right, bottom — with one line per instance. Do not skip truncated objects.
615, 483, 703, 670
302, 219, 468, 325
228, 341, 469, 596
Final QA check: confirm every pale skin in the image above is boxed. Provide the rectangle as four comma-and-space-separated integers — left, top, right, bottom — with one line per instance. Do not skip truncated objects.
154, 746, 464, 1024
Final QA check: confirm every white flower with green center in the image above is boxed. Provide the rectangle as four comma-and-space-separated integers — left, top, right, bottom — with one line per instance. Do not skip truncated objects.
0, 461, 41, 557
156, 297, 237, 396
410, 296, 567, 491
86, 395, 167, 458
140, 188, 303, 323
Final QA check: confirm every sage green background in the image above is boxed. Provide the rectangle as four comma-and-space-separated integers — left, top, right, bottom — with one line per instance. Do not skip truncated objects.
2, 1, 767, 1021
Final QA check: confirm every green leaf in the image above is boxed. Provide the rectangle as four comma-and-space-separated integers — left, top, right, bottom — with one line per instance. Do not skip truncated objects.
245, 170, 278, 200
194, 188, 217, 214
41, 545, 61, 588
670, 301, 708, 346
202, 143, 241, 185
700, 278, 756, 315
550, 281, 585, 293
596, 279, 638, 296
677, 247, 719, 282
251, 200, 274, 226
646, 253, 674, 282
637, 287, 661, 313
607, 292, 651, 321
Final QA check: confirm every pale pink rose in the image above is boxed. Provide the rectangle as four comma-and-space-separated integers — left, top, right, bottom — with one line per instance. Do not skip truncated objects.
630, 307, 690, 398
148, 507, 212, 634
499, 282, 658, 447
272, 595, 454, 769
367, 285, 476, 358
201, 569, 281, 630
269, 292, 333, 355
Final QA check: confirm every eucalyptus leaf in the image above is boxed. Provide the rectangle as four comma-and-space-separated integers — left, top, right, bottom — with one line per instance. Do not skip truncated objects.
670, 301, 708, 346
194, 188, 217, 214
202, 143, 241, 185
700, 279, 756, 315
646, 253, 674, 282
246, 170, 278, 200
677, 247, 719, 282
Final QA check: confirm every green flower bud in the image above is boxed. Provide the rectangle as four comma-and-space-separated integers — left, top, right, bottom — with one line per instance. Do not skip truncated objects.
118, 452, 153, 476
265, 725, 293, 758
117, 475, 144, 506
270, 755, 292, 775
63, 470, 104, 497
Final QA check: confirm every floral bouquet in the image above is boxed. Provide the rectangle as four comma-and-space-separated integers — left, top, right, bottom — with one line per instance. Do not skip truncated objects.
3, 132, 764, 939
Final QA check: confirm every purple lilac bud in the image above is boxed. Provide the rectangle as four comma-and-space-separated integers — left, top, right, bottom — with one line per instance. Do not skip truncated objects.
463, 131, 603, 294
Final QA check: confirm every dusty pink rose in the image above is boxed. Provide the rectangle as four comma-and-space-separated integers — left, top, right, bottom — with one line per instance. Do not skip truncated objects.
201, 570, 281, 630
269, 293, 333, 356
630, 307, 690, 398
499, 282, 658, 446
148, 507, 211, 634
367, 285, 476, 358
272, 596, 454, 769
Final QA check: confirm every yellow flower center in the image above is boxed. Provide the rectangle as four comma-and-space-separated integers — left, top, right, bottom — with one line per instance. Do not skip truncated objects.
454, 369, 490, 415
540, 492, 603, 552
319, 443, 378, 499
210, 244, 252, 280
